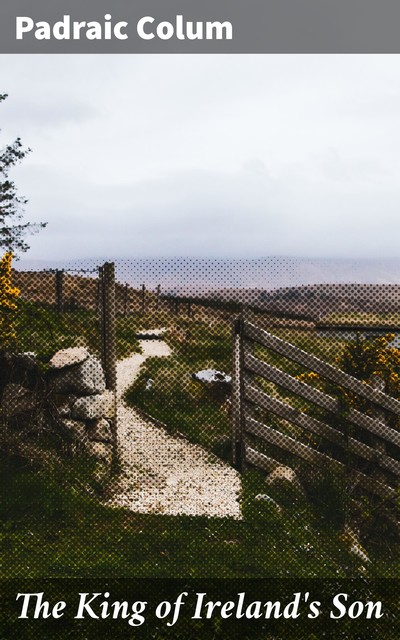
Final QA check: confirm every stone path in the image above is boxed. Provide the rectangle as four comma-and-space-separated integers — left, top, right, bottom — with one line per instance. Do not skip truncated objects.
108, 338, 242, 518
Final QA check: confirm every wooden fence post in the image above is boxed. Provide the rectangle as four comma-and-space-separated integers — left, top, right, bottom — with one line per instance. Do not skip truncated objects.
99, 262, 118, 461
370, 375, 387, 484
102, 262, 117, 392
123, 282, 129, 316
141, 284, 146, 313
156, 284, 161, 311
55, 269, 64, 314
232, 314, 244, 470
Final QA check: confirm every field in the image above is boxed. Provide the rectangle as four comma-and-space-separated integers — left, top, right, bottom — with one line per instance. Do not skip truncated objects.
2, 274, 400, 639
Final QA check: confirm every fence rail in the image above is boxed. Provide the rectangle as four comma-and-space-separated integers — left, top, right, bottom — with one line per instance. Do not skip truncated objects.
232, 317, 400, 501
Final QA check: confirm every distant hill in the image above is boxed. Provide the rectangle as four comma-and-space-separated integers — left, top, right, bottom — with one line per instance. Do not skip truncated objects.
16, 256, 400, 293
14, 257, 400, 320
257, 283, 400, 320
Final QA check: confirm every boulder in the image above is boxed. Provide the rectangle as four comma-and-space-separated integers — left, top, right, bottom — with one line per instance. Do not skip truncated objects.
192, 369, 232, 386
254, 493, 282, 514
1, 383, 39, 417
87, 418, 113, 443
136, 328, 166, 340
72, 391, 115, 421
265, 466, 306, 503
53, 394, 77, 418
51, 355, 106, 395
50, 347, 89, 369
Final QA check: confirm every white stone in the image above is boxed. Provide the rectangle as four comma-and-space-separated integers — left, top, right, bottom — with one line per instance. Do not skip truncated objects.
266, 466, 306, 498
72, 391, 115, 421
52, 356, 106, 395
254, 494, 282, 513
50, 347, 89, 369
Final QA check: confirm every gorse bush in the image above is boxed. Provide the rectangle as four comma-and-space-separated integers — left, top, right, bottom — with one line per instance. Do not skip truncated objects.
0, 251, 19, 348
340, 332, 400, 396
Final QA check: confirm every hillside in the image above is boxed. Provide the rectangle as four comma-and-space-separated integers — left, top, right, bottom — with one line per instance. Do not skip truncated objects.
16, 256, 400, 293
12, 267, 400, 323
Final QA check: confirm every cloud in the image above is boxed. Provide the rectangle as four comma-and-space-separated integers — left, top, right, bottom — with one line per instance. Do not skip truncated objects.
1, 54, 400, 260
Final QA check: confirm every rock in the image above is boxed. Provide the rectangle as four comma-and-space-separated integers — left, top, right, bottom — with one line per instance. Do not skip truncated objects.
50, 347, 89, 369
265, 466, 306, 502
1, 383, 39, 417
136, 328, 166, 340
87, 418, 113, 443
254, 494, 282, 513
72, 391, 115, 421
7, 352, 39, 370
51, 356, 106, 395
59, 418, 87, 442
53, 394, 77, 418
85, 441, 113, 464
340, 526, 371, 565
192, 369, 232, 386
220, 398, 232, 416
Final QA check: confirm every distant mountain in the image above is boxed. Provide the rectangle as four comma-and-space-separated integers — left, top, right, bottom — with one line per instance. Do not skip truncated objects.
16, 256, 400, 294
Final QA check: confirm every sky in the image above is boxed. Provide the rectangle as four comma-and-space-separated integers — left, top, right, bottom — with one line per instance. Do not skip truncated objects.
1, 54, 400, 261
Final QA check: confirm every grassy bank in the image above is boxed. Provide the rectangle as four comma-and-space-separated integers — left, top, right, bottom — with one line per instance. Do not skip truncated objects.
1, 455, 382, 579
125, 318, 349, 460
14, 299, 142, 361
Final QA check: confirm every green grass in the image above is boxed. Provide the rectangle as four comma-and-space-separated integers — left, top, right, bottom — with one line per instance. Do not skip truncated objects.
14, 300, 142, 361
1, 456, 399, 639
125, 320, 350, 460
0, 455, 374, 579
320, 311, 400, 326
6, 311, 400, 575
125, 319, 233, 458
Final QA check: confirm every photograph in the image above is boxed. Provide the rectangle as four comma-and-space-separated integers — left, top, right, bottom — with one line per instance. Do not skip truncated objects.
1, 53, 400, 638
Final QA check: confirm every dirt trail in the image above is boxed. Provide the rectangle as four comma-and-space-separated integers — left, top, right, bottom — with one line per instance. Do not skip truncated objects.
109, 339, 242, 518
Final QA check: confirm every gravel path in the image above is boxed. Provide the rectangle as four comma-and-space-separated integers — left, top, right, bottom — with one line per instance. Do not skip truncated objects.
108, 339, 242, 519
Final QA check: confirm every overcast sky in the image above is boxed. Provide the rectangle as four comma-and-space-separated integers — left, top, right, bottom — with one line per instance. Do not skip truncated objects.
1, 54, 400, 261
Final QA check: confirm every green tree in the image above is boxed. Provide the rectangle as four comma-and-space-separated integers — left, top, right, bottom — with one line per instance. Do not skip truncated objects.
0, 93, 46, 254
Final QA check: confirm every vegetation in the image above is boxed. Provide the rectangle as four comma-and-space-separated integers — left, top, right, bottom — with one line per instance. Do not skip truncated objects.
126, 315, 400, 550
11, 299, 142, 361
1, 454, 398, 638
126, 318, 232, 457
0, 93, 46, 255
1, 455, 363, 580
321, 311, 400, 326
340, 332, 400, 395
0, 251, 19, 348
2, 276, 400, 638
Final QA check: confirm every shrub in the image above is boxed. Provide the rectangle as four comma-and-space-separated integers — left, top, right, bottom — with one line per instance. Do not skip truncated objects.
0, 251, 19, 349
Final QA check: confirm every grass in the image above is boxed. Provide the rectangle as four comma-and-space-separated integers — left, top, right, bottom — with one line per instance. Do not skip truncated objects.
125, 318, 350, 460
1, 455, 399, 639
125, 317, 400, 551
14, 299, 142, 361
3, 308, 400, 637
125, 318, 233, 458
320, 311, 400, 326
0, 455, 377, 580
